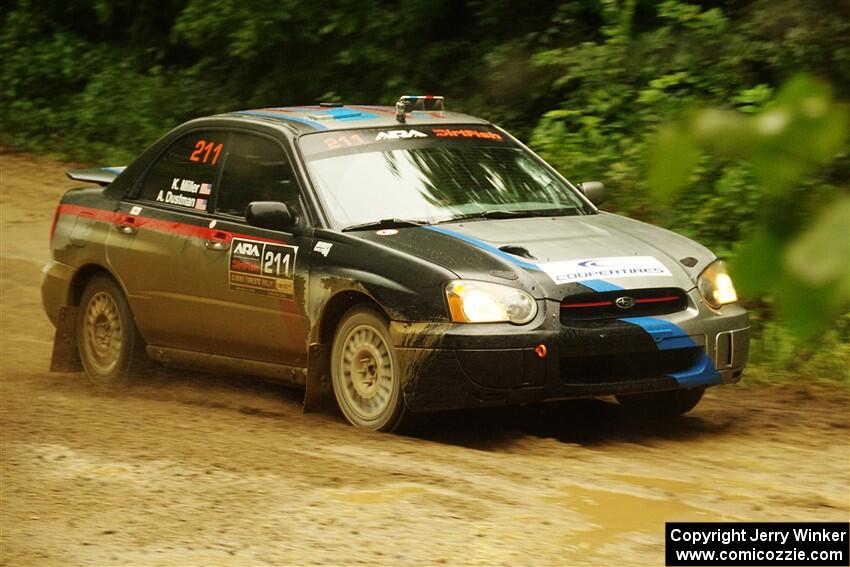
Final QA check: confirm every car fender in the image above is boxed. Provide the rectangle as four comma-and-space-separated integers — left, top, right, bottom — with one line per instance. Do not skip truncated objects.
307, 230, 456, 335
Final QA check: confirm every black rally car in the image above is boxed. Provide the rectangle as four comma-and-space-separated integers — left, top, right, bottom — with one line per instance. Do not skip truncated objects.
43, 96, 750, 431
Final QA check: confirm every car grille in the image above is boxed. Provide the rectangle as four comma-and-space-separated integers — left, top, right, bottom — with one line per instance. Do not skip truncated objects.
560, 287, 688, 321
560, 347, 700, 384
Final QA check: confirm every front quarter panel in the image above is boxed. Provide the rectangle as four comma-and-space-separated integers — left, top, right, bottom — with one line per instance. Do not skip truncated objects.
307, 229, 457, 334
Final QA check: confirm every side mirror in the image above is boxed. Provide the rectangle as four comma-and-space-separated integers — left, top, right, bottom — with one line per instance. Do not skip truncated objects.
579, 181, 606, 206
246, 201, 293, 231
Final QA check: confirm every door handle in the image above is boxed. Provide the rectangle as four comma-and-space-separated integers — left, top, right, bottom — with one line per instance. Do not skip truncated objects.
205, 230, 230, 251
115, 215, 138, 235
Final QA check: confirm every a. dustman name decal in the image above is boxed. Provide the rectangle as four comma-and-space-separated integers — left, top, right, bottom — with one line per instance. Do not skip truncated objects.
540, 256, 671, 283
156, 178, 212, 210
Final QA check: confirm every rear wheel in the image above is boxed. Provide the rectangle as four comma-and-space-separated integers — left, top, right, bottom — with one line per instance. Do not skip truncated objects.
77, 275, 143, 386
616, 387, 705, 417
330, 306, 406, 431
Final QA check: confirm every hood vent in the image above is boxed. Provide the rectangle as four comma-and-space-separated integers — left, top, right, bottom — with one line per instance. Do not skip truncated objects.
499, 245, 536, 260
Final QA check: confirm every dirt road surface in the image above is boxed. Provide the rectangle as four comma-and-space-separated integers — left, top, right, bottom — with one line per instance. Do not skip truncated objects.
1, 150, 848, 566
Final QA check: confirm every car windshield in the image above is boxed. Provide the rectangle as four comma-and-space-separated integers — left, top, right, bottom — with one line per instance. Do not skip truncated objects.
299, 126, 590, 229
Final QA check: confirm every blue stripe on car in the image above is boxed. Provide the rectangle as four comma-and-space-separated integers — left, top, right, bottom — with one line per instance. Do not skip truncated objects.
303, 108, 378, 121
233, 110, 329, 130
620, 316, 722, 388
423, 225, 542, 271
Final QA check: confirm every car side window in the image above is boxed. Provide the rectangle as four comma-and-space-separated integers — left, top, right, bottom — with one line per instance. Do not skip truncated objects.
138, 131, 227, 213
214, 132, 303, 223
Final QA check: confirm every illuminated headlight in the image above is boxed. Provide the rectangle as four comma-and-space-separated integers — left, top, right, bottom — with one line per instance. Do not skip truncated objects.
446, 280, 537, 324
697, 260, 738, 309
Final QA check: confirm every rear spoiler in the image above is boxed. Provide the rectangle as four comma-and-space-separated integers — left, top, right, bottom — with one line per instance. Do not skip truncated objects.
66, 166, 126, 186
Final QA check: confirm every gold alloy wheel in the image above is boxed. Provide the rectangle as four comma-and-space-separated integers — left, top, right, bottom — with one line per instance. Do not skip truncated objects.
337, 324, 395, 421
82, 291, 124, 375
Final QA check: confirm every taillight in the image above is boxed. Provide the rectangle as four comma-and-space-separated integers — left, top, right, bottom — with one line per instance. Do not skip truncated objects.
49, 206, 61, 246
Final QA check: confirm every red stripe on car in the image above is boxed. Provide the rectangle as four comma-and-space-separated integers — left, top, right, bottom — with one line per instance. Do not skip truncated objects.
56, 204, 287, 245
634, 296, 680, 304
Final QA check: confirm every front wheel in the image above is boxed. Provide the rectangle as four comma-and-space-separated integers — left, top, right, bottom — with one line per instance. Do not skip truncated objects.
330, 306, 406, 431
77, 275, 143, 387
616, 387, 705, 417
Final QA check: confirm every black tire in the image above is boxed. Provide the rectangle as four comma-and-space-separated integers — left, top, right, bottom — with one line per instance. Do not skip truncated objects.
77, 275, 144, 387
616, 387, 705, 417
330, 305, 406, 431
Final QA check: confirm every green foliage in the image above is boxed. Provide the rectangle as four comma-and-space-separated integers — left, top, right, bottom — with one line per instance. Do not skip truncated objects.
1, 0, 566, 154
649, 75, 849, 340
746, 311, 850, 387
2, 0, 849, 375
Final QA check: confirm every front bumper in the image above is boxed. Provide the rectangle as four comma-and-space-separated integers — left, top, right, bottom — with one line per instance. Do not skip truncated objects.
392, 292, 750, 412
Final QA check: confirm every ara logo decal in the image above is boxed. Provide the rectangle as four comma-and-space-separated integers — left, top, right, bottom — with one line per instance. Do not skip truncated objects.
375, 129, 427, 141
233, 241, 261, 257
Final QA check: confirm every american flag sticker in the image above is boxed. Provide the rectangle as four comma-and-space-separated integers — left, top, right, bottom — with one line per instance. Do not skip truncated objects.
194, 198, 208, 211
199, 183, 212, 195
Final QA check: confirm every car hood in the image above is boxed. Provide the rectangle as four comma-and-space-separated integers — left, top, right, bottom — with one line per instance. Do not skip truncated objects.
351, 212, 716, 299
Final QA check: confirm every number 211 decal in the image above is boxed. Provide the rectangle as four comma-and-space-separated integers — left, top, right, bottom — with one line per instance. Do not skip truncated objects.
189, 139, 223, 165
228, 238, 298, 298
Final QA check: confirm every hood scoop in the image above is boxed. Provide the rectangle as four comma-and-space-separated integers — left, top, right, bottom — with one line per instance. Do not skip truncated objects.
499, 245, 537, 260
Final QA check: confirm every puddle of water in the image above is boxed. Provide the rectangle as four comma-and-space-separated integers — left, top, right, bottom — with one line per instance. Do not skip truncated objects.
546, 484, 728, 550
329, 485, 429, 505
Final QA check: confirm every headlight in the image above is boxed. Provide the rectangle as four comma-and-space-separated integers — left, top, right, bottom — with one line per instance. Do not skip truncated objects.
697, 260, 738, 309
446, 280, 537, 324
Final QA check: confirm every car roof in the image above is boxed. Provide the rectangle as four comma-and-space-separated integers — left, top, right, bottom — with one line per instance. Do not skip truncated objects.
219, 105, 490, 134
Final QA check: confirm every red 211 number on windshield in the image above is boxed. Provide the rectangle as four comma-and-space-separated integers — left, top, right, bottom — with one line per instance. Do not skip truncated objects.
189, 140, 223, 165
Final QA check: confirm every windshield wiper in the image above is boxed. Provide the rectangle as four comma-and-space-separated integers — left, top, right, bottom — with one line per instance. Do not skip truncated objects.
341, 218, 430, 232
437, 208, 579, 223
342, 208, 580, 231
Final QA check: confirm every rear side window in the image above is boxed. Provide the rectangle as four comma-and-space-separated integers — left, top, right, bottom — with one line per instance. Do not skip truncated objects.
139, 131, 227, 213
214, 132, 303, 223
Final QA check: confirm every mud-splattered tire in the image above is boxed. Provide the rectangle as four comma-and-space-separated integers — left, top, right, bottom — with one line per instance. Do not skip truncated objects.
330, 306, 406, 432
616, 387, 705, 417
77, 275, 144, 387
